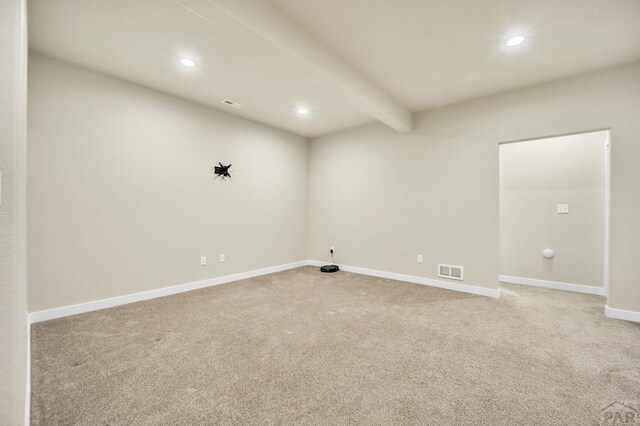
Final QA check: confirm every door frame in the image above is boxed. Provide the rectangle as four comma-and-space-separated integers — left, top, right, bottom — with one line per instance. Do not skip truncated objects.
498, 128, 611, 297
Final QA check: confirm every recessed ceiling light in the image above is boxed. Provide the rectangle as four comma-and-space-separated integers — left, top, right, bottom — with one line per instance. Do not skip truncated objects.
180, 58, 196, 67
505, 35, 525, 47
297, 107, 309, 115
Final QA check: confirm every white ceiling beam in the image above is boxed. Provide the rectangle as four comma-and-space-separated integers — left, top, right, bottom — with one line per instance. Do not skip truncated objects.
204, 0, 413, 133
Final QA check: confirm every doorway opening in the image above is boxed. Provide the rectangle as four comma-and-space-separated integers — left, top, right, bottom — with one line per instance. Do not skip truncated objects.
498, 129, 610, 297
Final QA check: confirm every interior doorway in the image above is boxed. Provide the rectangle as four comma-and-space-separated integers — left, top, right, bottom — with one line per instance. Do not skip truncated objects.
498, 129, 610, 297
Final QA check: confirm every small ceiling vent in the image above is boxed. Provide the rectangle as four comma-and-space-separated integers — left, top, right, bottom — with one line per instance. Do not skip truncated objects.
438, 263, 464, 281
222, 99, 244, 109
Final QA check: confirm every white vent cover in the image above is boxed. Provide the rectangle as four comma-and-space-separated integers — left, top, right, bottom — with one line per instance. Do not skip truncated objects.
222, 99, 244, 109
438, 263, 464, 281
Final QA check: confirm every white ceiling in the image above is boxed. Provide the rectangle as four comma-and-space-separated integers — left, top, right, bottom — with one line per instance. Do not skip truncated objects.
29, 0, 640, 137
272, 0, 640, 111
27, 0, 374, 137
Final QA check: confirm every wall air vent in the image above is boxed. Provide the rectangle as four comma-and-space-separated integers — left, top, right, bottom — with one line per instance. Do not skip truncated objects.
222, 99, 244, 109
438, 263, 464, 281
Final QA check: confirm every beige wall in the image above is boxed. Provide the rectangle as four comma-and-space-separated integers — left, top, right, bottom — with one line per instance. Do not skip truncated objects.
309, 121, 500, 291
27, 53, 309, 312
309, 61, 640, 312
27, 54, 640, 315
499, 132, 606, 287
0, 0, 28, 423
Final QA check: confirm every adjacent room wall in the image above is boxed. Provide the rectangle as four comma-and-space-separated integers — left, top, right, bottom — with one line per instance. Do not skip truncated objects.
27, 53, 309, 312
0, 0, 28, 423
499, 132, 606, 287
309, 61, 640, 312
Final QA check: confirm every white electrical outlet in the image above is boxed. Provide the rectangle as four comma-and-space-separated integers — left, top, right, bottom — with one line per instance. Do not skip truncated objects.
200, 256, 207, 266
557, 204, 569, 214
417, 254, 423, 263
220, 253, 226, 263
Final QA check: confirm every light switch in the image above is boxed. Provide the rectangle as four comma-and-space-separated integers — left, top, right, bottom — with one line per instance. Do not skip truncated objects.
557, 204, 569, 214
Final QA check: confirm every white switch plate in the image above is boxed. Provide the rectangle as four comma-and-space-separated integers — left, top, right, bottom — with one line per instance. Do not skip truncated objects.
417, 254, 423, 263
200, 256, 207, 266
220, 254, 226, 263
557, 204, 569, 214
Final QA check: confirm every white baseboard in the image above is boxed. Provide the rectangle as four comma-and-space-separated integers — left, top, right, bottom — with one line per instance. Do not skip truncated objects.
499, 275, 605, 296
28, 259, 501, 323
309, 260, 500, 298
28, 260, 308, 323
604, 305, 640, 323
25, 311, 31, 426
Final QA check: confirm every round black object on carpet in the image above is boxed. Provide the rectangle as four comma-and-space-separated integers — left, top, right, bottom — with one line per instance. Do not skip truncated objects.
320, 264, 340, 273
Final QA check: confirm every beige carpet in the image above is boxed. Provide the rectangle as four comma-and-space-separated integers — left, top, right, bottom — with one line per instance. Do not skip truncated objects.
31, 267, 639, 425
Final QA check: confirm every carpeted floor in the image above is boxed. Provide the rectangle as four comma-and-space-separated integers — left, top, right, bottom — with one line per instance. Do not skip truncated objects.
31, 266, 640, 425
